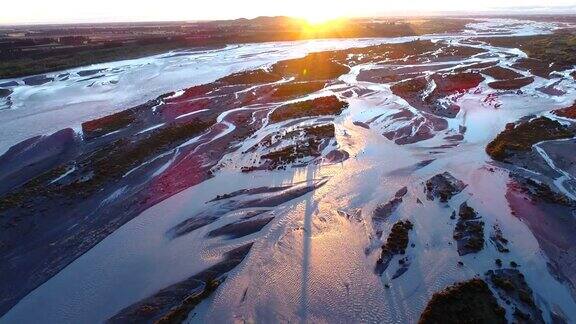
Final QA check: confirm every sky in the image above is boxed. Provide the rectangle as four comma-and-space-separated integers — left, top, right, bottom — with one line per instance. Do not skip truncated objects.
1, 0, 575, 25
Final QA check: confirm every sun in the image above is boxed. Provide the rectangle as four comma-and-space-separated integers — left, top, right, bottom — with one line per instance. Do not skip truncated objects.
302, 13, 336, 25
297, 13, 348, 38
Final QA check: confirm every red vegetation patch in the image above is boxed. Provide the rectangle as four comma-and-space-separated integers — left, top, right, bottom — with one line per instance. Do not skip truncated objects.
391, 72, 483, 118
168, 84, 215, 102
270, 81, 327, 100
145, 153, 210, 208
481, 66, 523, 80
431, 72, 484, 94
160, 98, 212, 120
553, 102, 576, 119
453, 61, 496, 73
82, 110, 135, 139
390, 77, 429, 110
217, 69, 282, 85
488, 77, 534, 90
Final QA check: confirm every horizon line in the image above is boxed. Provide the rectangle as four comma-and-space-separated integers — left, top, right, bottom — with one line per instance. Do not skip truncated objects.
1, 6, 575, 27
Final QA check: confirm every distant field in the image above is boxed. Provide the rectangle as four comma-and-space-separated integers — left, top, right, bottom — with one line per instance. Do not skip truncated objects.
480, 31, 576, 67
0, 42, 223, 80
0, 17, 472, 79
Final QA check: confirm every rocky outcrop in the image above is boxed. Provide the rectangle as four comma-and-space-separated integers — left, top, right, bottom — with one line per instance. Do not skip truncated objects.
490, 224, 510, 253
425, 172, 467, 202
453, 202, 485, 256
376, 220, 413, 275
486, 269, 544, 324
373, 187, 409, 234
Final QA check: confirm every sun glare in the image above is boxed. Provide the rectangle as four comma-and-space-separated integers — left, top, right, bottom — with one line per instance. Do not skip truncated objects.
298, 6, 345, 26
302, 13, 337, 25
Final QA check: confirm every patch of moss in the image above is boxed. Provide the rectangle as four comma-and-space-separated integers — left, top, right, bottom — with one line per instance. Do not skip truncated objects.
82, 109, 137, 140
486, 269, 543, 322
492, 275, 515, 292
270, 81, 327, 100
383, 220, 414, 254
453, 202, 485, 255
481, 66, 523, 80
419, 279, 506, 324
376, 220, 414, 274
425, 172, 467, 202
217, 69, 282, 85
269, 96, 348, 123
486, 117, 574, 162
480, 33, 576, 78
0, 165, 68, 212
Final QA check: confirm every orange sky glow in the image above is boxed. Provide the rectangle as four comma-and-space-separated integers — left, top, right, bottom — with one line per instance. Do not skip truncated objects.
1, 0, 575, 24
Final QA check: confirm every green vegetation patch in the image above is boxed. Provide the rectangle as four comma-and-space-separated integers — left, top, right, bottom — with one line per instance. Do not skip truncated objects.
486, 117, 574, 162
